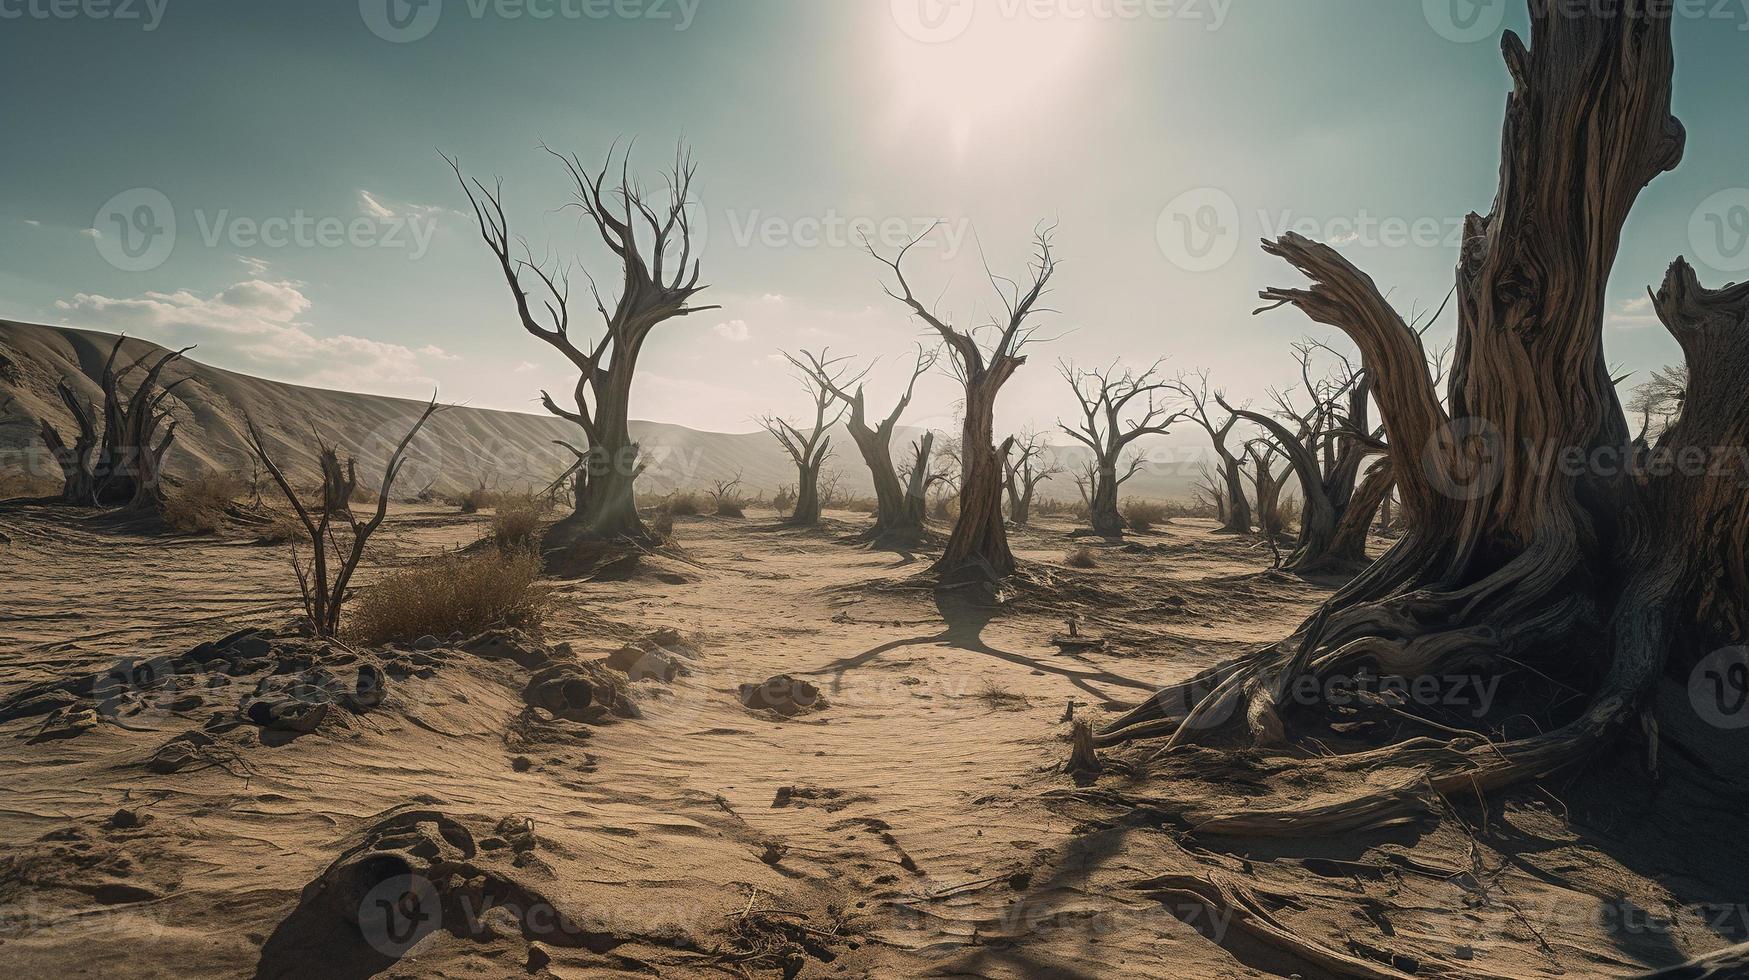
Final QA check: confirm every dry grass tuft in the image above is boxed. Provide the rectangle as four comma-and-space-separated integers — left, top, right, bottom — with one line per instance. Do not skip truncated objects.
715, 496, 746, 518
1064, 544, 1098, 568
974, 677, 1028, 710
491, 494, 549, 550
1121, 498, 1172, 531
666, 491, 704, 517
162, 471, 246, 533
255, 509, 302, 544
348, 547, 549, 646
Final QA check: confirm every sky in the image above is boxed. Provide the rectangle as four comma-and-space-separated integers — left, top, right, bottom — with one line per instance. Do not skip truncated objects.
3, 0, 1748, 451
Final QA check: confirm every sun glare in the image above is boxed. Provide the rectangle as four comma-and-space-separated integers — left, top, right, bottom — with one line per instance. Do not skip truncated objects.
881, 2, 1101, 162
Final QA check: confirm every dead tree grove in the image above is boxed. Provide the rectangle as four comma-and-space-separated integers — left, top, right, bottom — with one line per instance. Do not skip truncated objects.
1103, 5, 1743, 834
449, 144, 714, 553
1217, 343, 1388, 573
1057, 359, 1181, 537
868, 225, 1058, 583
760, 351, 847, 526
789, 344, 939, 541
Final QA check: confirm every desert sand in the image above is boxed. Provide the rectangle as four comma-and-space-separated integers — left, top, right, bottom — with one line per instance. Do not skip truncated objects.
4, 502, 1745, 978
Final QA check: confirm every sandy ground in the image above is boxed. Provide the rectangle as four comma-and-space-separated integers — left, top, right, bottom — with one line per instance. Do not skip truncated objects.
2, 505, 1746, 978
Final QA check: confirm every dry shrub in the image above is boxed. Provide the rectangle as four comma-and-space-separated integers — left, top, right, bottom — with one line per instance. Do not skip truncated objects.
1034, 496, 1089, 522
715, 496, 746, 518
1121, 498, 1172, 532
666, 491, 703, 516
651, 508, 675, 538
162, 471, 246, 533
771, 485, 796, 515
458, 487, 504, 513
842, 496, 879, 514
255, 509, 302, 545
491, 494, 549, 550
1277, 495, 1303, 532
1064, 544, 1097, 568
930, 494, 960, 521
348, 547, 549, 646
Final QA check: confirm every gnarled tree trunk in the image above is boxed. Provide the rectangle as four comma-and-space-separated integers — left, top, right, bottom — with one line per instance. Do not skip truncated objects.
1103, 4, 1715, 836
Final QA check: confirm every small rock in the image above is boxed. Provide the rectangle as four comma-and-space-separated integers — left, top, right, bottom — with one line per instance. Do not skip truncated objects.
527, 943, 551, 972
414, 635, 441, 651
511, 756, 532, 772
109, 808, 140, 829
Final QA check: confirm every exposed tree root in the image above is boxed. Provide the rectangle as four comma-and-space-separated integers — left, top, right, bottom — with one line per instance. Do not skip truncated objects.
1127, 871, 1423, 979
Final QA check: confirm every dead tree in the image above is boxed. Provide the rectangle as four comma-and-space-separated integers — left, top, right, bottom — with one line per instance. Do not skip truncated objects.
790, 345, 939, 542
868, 225, 1057, 583
244, 398, 441, 639
1217, 342, 1387, 572
448, 144, 714, 552
1171, 370, 1253, 534
1243, 439, 1293, 539
1003, 428, 1061, 526
1103, 4, 1737, 835
705, 471, 744, 517
36, 336, 191, 509
759, 353, 847, 526
1058, 359, 1181, 537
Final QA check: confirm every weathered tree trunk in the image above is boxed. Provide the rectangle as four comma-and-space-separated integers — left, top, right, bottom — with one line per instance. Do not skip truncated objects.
939, 388, 1017, 579
792, 456, 825, 525
1325, 459, 1392, 569
1217, 453, 1251, 533
902, 432, 935, 527
40, 382, 97, 505
1089, 460, 1123, 536
1101, 4, 1707, 835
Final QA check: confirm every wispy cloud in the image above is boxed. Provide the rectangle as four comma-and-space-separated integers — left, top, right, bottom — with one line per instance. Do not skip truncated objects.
53, 278, 450, 393
714, 319, 750, 342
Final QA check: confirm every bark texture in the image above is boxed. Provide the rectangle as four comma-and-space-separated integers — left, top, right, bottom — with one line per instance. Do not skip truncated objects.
1102, 5, 1726, 834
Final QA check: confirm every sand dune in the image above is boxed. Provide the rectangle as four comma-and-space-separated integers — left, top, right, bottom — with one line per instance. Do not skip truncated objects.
0, 321, 1205, 502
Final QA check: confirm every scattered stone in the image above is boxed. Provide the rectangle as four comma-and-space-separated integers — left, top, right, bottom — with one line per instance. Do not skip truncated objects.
413, 635, 441, 651
739, 674, 825, 716
464, 630, 550, 669
511, 755, 532, 772
108, 808, 140, 829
